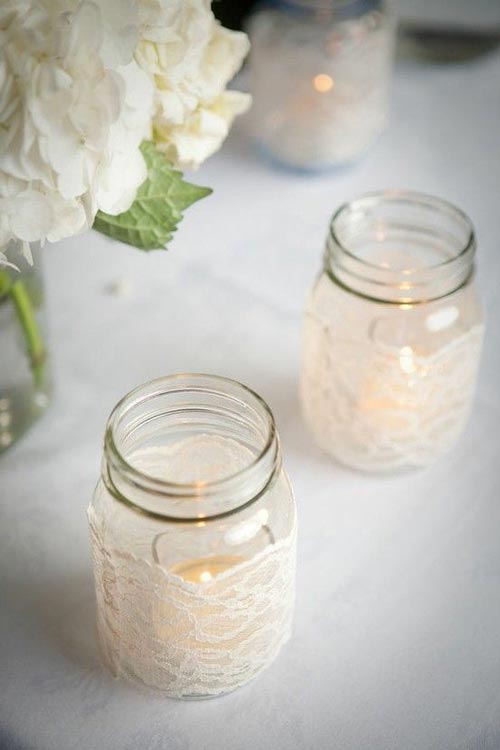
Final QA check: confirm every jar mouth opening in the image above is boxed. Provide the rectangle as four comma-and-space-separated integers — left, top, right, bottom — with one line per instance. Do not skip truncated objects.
103, 374, 280, 518
326, 190, 476, 303
329, 190, 475, 273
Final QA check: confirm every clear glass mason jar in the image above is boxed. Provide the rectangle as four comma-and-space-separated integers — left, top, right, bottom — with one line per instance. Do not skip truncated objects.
300, 191, 485, 472
247, 0, 397, 170
0, 247, 51, 452
88, 374, 297, 698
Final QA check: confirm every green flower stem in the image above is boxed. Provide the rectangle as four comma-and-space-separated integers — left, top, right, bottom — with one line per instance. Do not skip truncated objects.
0, 269, 46, 389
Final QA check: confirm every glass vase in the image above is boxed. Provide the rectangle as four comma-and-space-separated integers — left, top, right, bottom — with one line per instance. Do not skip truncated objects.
0, 249, 51, 452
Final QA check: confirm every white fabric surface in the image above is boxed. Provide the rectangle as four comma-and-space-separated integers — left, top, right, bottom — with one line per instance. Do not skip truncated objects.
1, 47, 500, 750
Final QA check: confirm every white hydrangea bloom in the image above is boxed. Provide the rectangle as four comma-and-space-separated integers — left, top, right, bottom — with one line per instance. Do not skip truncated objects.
0, 0, 251, 268
0, 0, 153, 263
135, 0, 251, 170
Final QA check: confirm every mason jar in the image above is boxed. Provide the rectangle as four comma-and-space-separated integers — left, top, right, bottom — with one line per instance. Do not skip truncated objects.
88, 374, 297, 698
300, 191, 485, 472
247, 0, 396, 170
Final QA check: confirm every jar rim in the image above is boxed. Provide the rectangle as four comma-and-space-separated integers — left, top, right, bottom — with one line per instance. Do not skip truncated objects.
330, 190, 475, 272
326, 190, 476, 303
103, 374, 280, 520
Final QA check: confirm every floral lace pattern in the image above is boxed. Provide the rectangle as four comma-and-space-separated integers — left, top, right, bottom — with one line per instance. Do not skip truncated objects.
88, 507, 296, 698
301, 314, 484, 471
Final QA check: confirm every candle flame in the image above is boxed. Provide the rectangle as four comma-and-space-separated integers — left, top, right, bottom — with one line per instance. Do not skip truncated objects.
257, 509, 269, 525
313, 74, 334, 93
399, 346, 417, 374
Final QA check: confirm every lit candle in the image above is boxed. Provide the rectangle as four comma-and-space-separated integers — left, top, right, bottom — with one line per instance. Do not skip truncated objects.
303, 307, 484, 471
170, 555, 245, 583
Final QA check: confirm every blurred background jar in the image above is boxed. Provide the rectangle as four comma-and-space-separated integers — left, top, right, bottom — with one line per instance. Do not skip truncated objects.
246, 0, 397, 170
300, 191, 485, 472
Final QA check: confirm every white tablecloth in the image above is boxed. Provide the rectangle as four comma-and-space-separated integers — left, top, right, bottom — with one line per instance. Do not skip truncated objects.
2, 47, 500, 750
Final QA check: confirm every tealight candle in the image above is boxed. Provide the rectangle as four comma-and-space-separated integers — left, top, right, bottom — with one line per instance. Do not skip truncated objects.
88, 375, 296, 698
300, 191, 485, 472
247, 0, 396, 170
170, 556, 245, 583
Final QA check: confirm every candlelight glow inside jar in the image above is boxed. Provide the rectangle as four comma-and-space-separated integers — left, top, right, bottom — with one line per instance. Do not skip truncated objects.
300, 191, 485, 472
247, 0, 396, 170
88, 374, 296, 698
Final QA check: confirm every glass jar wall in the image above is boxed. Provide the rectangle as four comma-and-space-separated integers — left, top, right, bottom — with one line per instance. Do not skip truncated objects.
88, 374, 297, 698
300, 191, 484, 472
247, 0, 396, 170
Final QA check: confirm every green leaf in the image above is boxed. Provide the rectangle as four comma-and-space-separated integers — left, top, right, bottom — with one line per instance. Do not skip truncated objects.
93, 141, 212, 251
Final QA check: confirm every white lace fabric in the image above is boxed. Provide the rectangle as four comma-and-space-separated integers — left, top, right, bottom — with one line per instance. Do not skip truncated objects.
301, 313, 484, 471
88, 506, 297, 698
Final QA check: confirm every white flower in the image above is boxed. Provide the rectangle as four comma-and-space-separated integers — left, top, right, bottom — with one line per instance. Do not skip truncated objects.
0, 0, 251, 268
135, 0, 251, 170
155, 91, 250, 171
0, 0, 153, 263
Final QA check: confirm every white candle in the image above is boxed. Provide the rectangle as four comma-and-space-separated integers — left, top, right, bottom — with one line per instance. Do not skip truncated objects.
169, 555, 245, 583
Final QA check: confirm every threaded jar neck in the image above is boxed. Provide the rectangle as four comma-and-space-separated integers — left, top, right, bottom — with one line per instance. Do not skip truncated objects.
325, 191, 476, 304
102, 374, 280, 521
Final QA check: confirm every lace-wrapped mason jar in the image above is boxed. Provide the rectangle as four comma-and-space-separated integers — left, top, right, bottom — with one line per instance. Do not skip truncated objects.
300, 191, 485, 472
247, 0, 396, 170
88, 374, 296, 698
